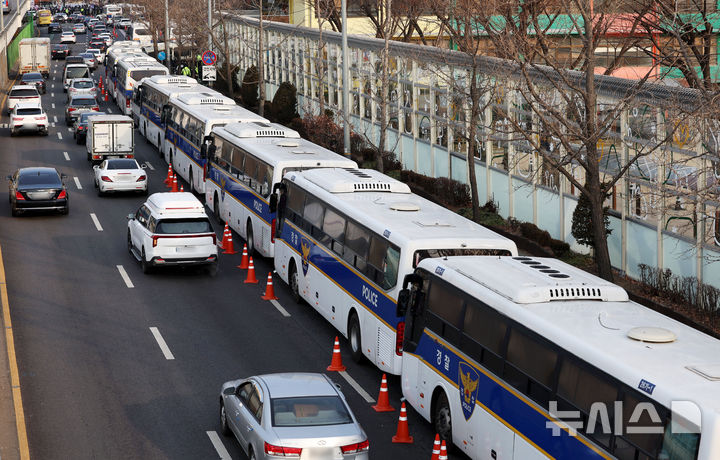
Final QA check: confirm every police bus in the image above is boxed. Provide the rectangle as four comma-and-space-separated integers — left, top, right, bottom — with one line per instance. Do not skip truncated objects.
133, 75, 200, 152
204, 121, 357, 258
397, 255, 716, 459
271, 168, 518, 375
104, 42, 145, 92
115, 58, 168, 115
160, 92, 267, 195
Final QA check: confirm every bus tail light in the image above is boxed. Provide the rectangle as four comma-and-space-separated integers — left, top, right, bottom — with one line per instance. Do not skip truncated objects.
271, 218, 276, 243
395, 321, 405, 356
203, 163, 208, 181
126, 98, 130, 108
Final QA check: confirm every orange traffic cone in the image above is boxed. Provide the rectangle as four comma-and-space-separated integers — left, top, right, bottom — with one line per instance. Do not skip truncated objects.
244, 257, 258, 284
430, 434, 441, 460
261, 272, 279, 300
223, 230, 237, 255
180, 185, 184, 192
236, 244, 249, 269
326, 336, 346, 372
218, 222, 229, 250
164, 164, 173, 185
372, 374, 394, 412
104, 86, 108, 102
438, 440, 448, 459
171, 174, 178, 192
391, 402, 414, 444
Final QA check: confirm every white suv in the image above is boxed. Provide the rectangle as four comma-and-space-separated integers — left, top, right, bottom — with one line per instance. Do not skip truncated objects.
127, 192, 218, 274
6, 85, 41, 114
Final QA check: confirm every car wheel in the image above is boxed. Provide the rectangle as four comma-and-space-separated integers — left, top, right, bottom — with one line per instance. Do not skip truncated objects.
97, 184, 104, 196
42, 130, 48, 137
76, 135, 82, 144
206, 260, 219, 277
66, 118, 72, 126
11, 205, 18, 217
289, 264, 302, 304
61, 204, 69, 215
248, 447, 256, 460
141, 248, 152, 274
9, 130, 16, 137
127, 231, 133, 254
246, 221, 254, 256
433, 391, 453, 445
219, 403, 230, 436
348, 313, 364, 363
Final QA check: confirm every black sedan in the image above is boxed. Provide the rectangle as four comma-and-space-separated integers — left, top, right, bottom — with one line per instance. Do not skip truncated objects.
51, 44, 70, 59
20, 72, 46, 94
8, 168, 69, 217
48, 22, 62, 33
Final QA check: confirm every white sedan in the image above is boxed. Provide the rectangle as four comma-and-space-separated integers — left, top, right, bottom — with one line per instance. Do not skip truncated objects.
93, 158, 147, 196
60, 31, 76, 44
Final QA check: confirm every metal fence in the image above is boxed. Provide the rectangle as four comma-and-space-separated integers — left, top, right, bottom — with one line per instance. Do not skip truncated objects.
6, 19, 34, 74
222, 14, 720, 290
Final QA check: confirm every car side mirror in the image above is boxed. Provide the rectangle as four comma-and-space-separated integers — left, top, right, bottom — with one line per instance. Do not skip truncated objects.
93, 165, 99, 170
61, 173, 68, 179
222, 387, 235, 396
127, 213, 135, 220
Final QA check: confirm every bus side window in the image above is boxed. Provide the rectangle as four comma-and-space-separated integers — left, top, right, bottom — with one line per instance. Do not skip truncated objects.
303, 198, 325, 238
344, 221, 370, 272
504, 328, 558, 407
286, 184, 306, 224
322, 208, 345, 253
426, 280, 464, 345
462, 300, 506, 374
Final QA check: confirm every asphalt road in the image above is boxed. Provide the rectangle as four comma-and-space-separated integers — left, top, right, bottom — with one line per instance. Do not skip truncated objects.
0, 26, 465, 459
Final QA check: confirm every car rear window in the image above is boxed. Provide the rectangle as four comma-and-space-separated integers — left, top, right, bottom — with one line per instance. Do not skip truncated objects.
271, 396, 353, 427
74, 80, 94, 89
107, 159, 138, 170
10, 89, 38, 97
155, 218, 212, 234
66, 67, 89, 79
18, 173, 60, 187
72, 98, 96, 106
17, 108, 42, 115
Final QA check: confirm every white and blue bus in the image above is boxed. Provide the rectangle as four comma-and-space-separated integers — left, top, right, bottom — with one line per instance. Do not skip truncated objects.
398, 255, 718, 459
204, 121, 357, 258
132, 75, 200, 151
271, 168, 518, 375
104, 47, 148, 99
115, 59, 168, 115
160, 92, 267, 195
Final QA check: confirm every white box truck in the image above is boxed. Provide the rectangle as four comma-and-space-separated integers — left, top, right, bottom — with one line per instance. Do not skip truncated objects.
19, 38, 51, 78
86, 115, 135, 162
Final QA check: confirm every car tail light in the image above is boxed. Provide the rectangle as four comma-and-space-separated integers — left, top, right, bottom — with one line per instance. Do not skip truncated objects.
137, 175, 146, 181
271, 218, 276, 243
211, 234, 217, 245
67, 107, 76, 112
92, 107, 100, 111
395, 321, 405, 356
100, 176, 113, 182
12, 117, 23, 122
35, 116, 47, 121
264, 442, 301, 457
152, 235, 159, 247
341, 439, 369, 454
57, 190, 67, 199
15, 191, 25, 201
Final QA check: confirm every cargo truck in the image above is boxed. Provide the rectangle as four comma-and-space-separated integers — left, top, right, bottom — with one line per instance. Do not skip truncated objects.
86, 115, 135, 163
19, 38, 51, 78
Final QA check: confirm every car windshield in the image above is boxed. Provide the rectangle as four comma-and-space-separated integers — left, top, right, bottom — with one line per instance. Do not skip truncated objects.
107, 159, 138, 170
18, 172, 60, 187
22, 74, 42, 81
72, 98, 96, 106
66, 67, 89, 79
80, 112, 105, 122
10, 89, 37, 97
17, 108, 42, 115
155, 218, 211, 234
271, 396, 353, 427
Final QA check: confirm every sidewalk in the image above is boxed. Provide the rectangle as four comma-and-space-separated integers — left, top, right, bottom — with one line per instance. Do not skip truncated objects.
0, 316, 20, 460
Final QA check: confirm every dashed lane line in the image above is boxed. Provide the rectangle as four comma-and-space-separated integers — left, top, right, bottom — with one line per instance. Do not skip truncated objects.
144, 162, 154, 171
338, 371, 376, 404
270, 299, 291, 317
57, 132, 62, 140
51, 103, 55, 109
53, 116, 57, 123
206, 431, 231, 460
149, 327, 175, 360
90, 213, 103, 231
73, 177, 82, 190
63, 151, 70, 161
116, 265, 134, 288
67, 127, 72, 132
50, 92, 54, 98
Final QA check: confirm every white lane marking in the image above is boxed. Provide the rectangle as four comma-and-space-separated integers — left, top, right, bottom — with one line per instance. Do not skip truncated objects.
63, 151, 70, 161
51, 92, 54, 97
51, 103, 55, 109
67, 127, 72, 132
149, 327, 175, 360
73, 177, 82, 190
144, 162, 154, 171
57, 132, 62, 140
51, 84, 54, 88
338, 371, 375, 404
270, 299, 291, 317
206, 431, 231, 460
90, 213, 103, 231
107, 108, 113, 113
53, 116, 58, 123
116, 265, 134, 288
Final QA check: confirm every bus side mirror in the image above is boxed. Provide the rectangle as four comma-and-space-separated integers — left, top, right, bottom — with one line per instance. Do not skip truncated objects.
200, 135, 213, 159
396, 289, 410, 317
269, 193, 278, 213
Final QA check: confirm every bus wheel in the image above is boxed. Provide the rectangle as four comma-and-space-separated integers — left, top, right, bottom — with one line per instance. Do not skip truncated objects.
157, 134, 162, 153
246, 221, 254, 256
289, 264, 302, 304
213, 193, 222, 223
433, 391, 453, 444
188, 169, 194, 194
348, 313, 364, 363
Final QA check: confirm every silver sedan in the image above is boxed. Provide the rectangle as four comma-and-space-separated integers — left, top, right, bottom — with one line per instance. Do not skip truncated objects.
219, 373, 369, 460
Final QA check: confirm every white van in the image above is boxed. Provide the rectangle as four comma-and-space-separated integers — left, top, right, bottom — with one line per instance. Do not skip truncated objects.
127, 193, 219, 274
63, 64, 91, 92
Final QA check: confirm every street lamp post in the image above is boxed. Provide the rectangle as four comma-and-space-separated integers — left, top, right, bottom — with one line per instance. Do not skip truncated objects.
341, 0, 350, 157
164, 0, 170, 70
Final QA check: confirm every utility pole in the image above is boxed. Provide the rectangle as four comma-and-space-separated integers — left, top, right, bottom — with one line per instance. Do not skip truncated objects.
164, 0, 171, 70
341, 0, 350, 157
